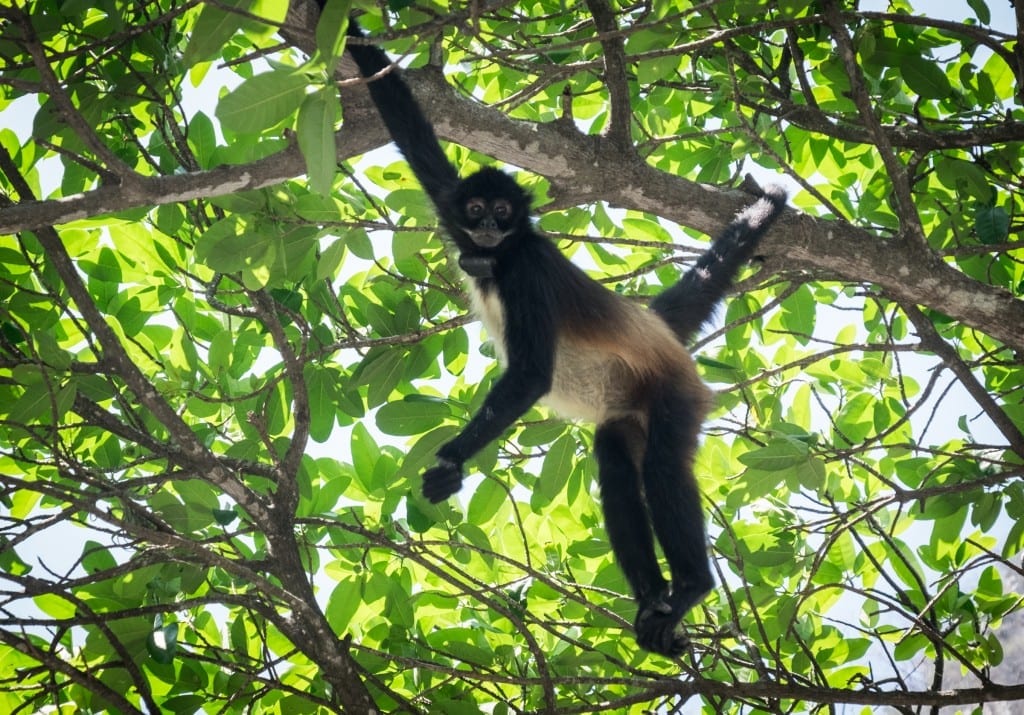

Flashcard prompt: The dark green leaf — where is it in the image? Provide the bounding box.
[81,541,117,574]
[900,56,952,100]
[967,0,991,24]
[147,617,178,665]
[975,204,1009,244]
[213,508,238,526]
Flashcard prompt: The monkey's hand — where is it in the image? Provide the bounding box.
[422,457,464,503]
[635,581,708,657]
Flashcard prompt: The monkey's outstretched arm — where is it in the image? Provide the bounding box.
[424,264,559,502]
[423,367,550,502]
[344,21,460,216]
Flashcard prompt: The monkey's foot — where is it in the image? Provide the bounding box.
[635,595,690,657]
[634,582,710,657]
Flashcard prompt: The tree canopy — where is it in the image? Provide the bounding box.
[1,0,1023,712]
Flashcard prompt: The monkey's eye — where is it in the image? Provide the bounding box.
[466,199,486,218]
[492,199,512,219]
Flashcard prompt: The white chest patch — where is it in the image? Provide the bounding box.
[464,279,508,364]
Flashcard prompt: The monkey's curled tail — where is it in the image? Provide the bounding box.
[649,185,787,345]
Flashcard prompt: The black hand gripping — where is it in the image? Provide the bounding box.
[422,457,464,503]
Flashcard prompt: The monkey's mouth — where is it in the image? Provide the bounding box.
[467,227,510,248]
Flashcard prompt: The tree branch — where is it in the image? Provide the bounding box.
[583,0,633,150]
[0,146,273,524]
[903,303,1024,458]
[821,0,930,252]
[3,60,1022,356]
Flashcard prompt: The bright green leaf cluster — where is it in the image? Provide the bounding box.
[0,0,1021,713]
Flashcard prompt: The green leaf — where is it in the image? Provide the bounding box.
[350,422,381,492]
[164,695,207,714]
[738,437,809,471]
[346,226,374,259]
[376,397,451,436]
[195,216,254,273]
[467,476,506,523]
[863,37,907,68]
[934,157,993,202]
[326,577,362,632]
[636,55,679,85]
[81,541,117,575]
[975,204,1009,244]
[621,216,672,243]
[840,392,879,441]
[518,420,566,447]
[187,111,218,169]
[315,0,351,66]
[900,56,952,100]
[536,433,576,505]
[208,328,234,376]
[778,283,816,340]
[147,616,179,665]
[34,593,76,620]
[215,69,309,135]
[967,0,991,24]
[213,508,238,525]
[183,0,253,67]
[399,426,458,482]
[316,238,347,281]
[0,544,31,577]
[297,86,339,196]
[359,348,406,407]
[9,382,51,423]
[305,365,341,443]
[732,467,787,503]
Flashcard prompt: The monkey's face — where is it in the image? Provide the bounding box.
[453,167,530,249]
[461,196,517,248]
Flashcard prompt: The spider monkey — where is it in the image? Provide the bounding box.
[340,15,786,656]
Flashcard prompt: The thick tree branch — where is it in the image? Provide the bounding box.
[2,60,1021,356]
[0,125,386,235]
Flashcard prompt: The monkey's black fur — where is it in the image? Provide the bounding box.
[342,16,786,656]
